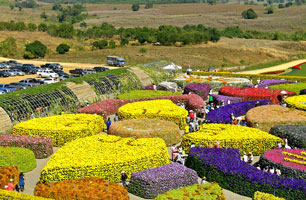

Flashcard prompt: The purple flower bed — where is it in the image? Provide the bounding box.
[128,162,198,198]
[258,149,306,181]
[244,80,295,88]
[206,100,270,123]
[143,85,155,90]
[183,83,211,100]
[185,147,306,200]
[0,134,53,159]
[210,94,242,105]
[299,89,306,95]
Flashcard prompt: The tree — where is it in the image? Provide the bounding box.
[24,40,47,59]
[40,12,48,20]
[108,40,116,49]
[266,7,274,14]
[131,4,140,11]
[92,40,108,49]
[120,38,129,46]
[145,3,153,9]
[9,4,14,10]
[278,3,285,8]
[56,43,70,54]
[38,23,48,32]
[27,23,37,31]
[0,37,17,57]
[241,8,258,19]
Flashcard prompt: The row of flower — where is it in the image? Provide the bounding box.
[128,163,198,199]
[245,105,306,132]
[109,118,181,146]
[0,189,52,200]
[12,114,105,147]
[270,82,306,95]
[0,147,36,173]
[182,124,282,155]
[34,177,129,200]
[207,100,270,124]
[244,79,295,88]
[210,94,242,105]
[285,95,306,111]
[185,147,306,200]
[0,166,19,189]
[219,86,296,104]
[253,192,285,200]
[0,134,53,159]
[183,83,211,100]
[78,94,204,119]
[118,100,188,129]
[154,183,225,200]
[38,135,170,183]
[117,90,181,100]
[258,149,306,181]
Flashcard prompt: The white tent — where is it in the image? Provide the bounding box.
[162,63,182,71]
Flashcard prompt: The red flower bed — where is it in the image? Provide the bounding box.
[0,134,53,159]
[78,94,204,120]
[219,86,296,104]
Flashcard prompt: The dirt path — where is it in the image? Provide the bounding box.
[237,59,306,74]
[128,67,153,86]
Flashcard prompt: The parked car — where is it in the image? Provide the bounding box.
[44,77,58,84]
[0,90,5,95]
[6,60,22,68]
[0,71,10,77]
[8,82,29,90]
[12,69,25,76]
[0,84,17,93]
[37,69,59,78]
[69,68,88,76]
[19,78,44,87]
[59,74,76,81]
[2,69,16,76]
[83,69,96,74]
[21,66,37,74]
[0,62,10,69]
[93,66,109,72]
[106,56,125,67]
[41,63,63,70]
[0,63,5,69]
[53,69,68,76]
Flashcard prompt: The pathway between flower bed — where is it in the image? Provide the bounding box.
[23,143,254,200]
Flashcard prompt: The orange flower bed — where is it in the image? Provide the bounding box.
[34,177,129,200]
[0,166,19,189]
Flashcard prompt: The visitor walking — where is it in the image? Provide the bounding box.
[19,173,25,192]
[200,176,207,184]
[106,117,112,131]
[7,179,14,191]
[121,171,128,187]
[242,152,248,162]
[114,113,119,122]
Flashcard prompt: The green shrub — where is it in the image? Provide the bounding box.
[241,8,258,19]
[278,4,285,8]
[155,183,225,200]
[117,90,181,100]
[24,40,47,59]
[92,40,108,49]
[56,43,70,54]
[132,4,140,11]
[120,38,129,46]
[0,147,36,172]
[266,7,274,14]
[270,82,305,94]
[108,40,116,49]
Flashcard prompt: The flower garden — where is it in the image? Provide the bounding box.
[2,67,306,200]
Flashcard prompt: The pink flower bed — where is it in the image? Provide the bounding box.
[78,94,204,120]
[0,134,53,159]
[264,149,306,171]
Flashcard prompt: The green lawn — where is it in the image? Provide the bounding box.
[281,63,306,77]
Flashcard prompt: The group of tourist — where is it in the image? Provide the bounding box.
[241,152,254,164]
[4,173,25,193]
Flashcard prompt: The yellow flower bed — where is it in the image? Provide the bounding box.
[38,134,170,184]
[182,124,282,155]
[253,192,285,200]
[0,189,52,200]
[118,100,188,129]
[284,157,306,166]
[285,95,306,110]
[12,114,105,147]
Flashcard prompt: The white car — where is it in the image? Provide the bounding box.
[37,69,59,78]
[0,90,5,95]
[43,78,58,84]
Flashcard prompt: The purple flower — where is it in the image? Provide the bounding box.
[183,83,211,100]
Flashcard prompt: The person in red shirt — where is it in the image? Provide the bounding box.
[189,110,195,122]
[7,179,14,191]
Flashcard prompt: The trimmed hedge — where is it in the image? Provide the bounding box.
[183,83,211,100]
[0,134,53,159]
[0,189,52,200]
[155,183,225,200]
[0,147,36,173]
[35,177,129,200]
[270,125,306,149]
[0,166,19,189]
[128,163,198,199]
[253,192,285,200]
[258,149,306,181]
[117,90,181,99]
[109,118,181,146]
[185,147,306,200]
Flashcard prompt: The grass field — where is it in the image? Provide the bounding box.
[281,63,306,76]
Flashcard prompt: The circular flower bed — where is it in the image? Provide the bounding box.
[12,114,105,146]
[34,177,129,200]
[0,147,36,172]
[182,124,282,155]
[109,119,181,146]
[38,134,169,183]
[246,105,306,132]
[258,149,306,181]
[118,100,188,129]
[285,95,306,110]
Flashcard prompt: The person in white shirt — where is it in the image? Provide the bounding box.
[276,169,281,176]
[242,152,248,162]
[177,152,185,165]
[270,168,275,174]
[190,144,195,149]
